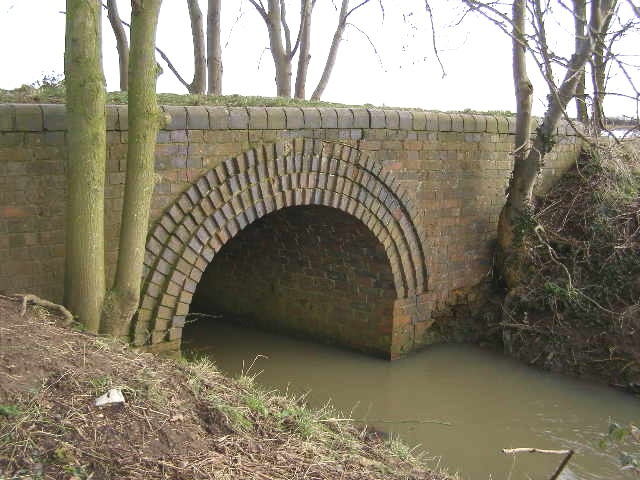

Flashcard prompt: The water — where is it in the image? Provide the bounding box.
[183,320,639,480]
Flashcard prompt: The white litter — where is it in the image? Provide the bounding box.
[94,388,125,406]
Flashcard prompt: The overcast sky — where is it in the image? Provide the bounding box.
[1,0,637,117]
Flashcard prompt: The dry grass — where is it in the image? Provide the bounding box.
[500,140,640,387]
[0,296,450,480]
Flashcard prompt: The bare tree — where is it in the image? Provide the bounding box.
[186,0,207,94]
[65,0,163,336]
[64,0,107,332]
[208,0,223,94]
[248,0,377,99]
[462,0,618,286]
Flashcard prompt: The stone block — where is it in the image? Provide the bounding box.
[0,104,15,131]
[0,132,22,146]
[437,112,452,131]
[351,108,368,128]
[425,112,438,131]
[15,105,42,131]
[43,104,66,131]
[398,110,412,130]
[384,110,400,129]
[117,105,128,130]
[369,109,385,129]
[106,105,118,130]
[336,108,354,128]
[229,107,249,129]
[318,108,338,128]
[284,107,304,129]
[186,106,209,129]
[450,113,464,132]
[302,108,321,129]
[267,107,287,129]
[247,106,268,129]
[205,106,228,129]
[412,111,427,131]
[162,105,187,130]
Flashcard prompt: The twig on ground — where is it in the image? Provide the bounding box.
[502,447,574,480]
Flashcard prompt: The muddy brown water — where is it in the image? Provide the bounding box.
[183,319,639,480]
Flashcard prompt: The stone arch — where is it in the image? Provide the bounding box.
[134,138,428,347]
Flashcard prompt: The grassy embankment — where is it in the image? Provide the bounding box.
[498,140,640,389]
[0,297,451,479]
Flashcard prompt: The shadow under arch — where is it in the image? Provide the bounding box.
[135,138,430,358]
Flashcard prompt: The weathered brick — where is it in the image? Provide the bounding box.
[247,106,268,129]
[162,105,187,130]
[229,107,249,129]
[186,106,209,129]
[267,107,287,129]
[284,107,304,129]
[0,104,15,131]
[43,104,66,131]
[15,105,42,131]
[116,105,128,130]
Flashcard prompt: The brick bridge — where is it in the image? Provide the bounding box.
[0,104,581,358]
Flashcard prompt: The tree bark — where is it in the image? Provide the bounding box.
[102,0,163,338]
[573,0,589,124]
[591,0,617,133]
[311,0,372,101]
[207,0,223,95]
[187,0,206,94]
[311,0,349,101]
[249,0,292,97]
[497,0,598,288]
[294,0,313,99]
[106,0,129,90]
[64,0,107,333]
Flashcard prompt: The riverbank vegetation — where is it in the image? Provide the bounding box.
[497,140,640,389]
[0,297,451,480]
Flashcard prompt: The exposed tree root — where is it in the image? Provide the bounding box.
[11,293,75,326]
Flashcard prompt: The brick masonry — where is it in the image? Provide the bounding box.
[0,104,582,357]
[190,205,397,357]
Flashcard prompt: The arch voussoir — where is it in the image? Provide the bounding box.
[137,138,428,346]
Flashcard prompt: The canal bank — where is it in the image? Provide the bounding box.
[182,316,640,480]
[0,296,451,480]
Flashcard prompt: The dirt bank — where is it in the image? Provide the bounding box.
[0,296,450,479]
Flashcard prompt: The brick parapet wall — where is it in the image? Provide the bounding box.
[0,104,582,354]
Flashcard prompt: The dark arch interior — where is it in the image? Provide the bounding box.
[184,205,397,356]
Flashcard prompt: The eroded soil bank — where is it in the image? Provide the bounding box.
[0,297,449,480]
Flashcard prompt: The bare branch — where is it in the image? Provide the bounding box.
[424,0,446,78]
[346,0,371,19]
[248,0,269,22]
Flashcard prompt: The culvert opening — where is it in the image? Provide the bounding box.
[183,205,397,357]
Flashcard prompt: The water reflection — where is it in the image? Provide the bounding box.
[183,319,639,480]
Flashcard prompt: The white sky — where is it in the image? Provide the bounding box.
[0,0,637,117]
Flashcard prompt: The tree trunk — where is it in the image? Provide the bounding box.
[187,0,206,94]
[102,0,163,338]
[573,0,589,124]
[270,0,292,97]
[497,0,597,288]
[207,0,223,95]
[249,0,293,97]
[64,0,107,333]
[311,0,348,101]
[106,0,129,90]
[591,0,617,133]
[294,0,313,99]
